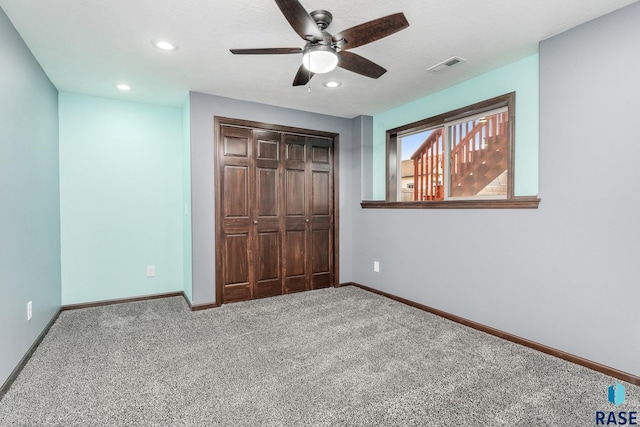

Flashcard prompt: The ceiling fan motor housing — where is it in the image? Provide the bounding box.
[310,10,333,30]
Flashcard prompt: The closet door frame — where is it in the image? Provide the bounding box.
[214,116,340,305]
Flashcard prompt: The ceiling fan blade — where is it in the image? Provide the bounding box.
[337,51,386,79]
[230,48,302,55]
[275,0,323,42]
[332,13,409,50]
[293,64,314,86]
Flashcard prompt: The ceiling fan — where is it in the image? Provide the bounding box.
[230,0,409,86]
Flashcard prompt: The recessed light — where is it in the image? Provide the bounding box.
[116,84,131,91]
[323,81,342,88]
[153,40,177,51]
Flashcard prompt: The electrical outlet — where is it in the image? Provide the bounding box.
[146,265,155,277]
[27,301,32,321]
[374,261,380,273]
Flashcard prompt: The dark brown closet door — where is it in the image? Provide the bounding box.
[283,134,308,293]
[282,134,333,292]
[308,137,333,290]
[218,125,253,303]
[253,130,283,299]
[217,119,335,305]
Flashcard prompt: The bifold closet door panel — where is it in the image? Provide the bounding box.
[308,137,333,290]
[219,126,253,302]
[253,130,283,299]
[283,133,308,293]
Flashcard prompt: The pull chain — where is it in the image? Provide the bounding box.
[307,54,311,94]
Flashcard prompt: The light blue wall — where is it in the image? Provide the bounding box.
[371,54,539,199]
[0,7,61,387]
[59,93,184,305]
[182,96,193,303]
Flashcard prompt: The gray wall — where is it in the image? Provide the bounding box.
[189,92,355,305]
[351,2,640,377]
[0,7,61,387]
[352,116,373,201]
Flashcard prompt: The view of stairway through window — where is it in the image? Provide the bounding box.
[399,107,508,201]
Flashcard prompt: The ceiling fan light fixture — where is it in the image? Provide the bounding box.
[302,45,338,74]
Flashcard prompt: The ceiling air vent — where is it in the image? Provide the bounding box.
[427,56,466,73]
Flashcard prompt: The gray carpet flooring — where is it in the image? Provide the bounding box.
[0,286,637,426]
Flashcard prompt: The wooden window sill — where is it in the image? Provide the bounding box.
[360,197,540,209]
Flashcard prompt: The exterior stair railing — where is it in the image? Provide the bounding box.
[410,112,508,200]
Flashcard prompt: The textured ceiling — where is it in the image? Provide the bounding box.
[1,0,636,118]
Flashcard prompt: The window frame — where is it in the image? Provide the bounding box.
[364,92,539,209]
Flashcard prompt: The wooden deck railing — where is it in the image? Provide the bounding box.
[409,112,508,200]
[451,112,508,179]
[410,128,444,200]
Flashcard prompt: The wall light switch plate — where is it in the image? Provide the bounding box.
[147,265,155,277]
[27,301,32,321]
[374,261,380,273]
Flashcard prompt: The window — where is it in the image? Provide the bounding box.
[368,92,538,209]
